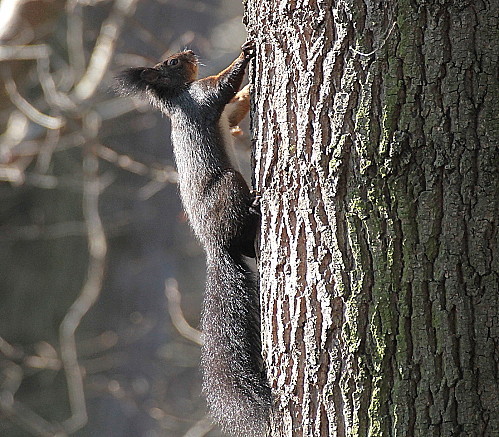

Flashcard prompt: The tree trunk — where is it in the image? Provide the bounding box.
[244,1,498,436]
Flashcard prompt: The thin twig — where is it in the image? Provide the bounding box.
[59,152,107,433]
[350,22,397,57]
[0,361,65,437]
[65,0,85,86]
[0,165,23,183]
[0,336,24,360]
[182,415,214,437]
[36,56,77,111]
[36,125,61,174]
[0,44,51,60]
[0,221,86,241]
[73,0,139,101]
[138,180,167,200]
[94,143,178,183]
[94,96,147,121]
[0,0,24,40]
[1,399,67,437]
[3,73,65,129]
[165,279,203,346]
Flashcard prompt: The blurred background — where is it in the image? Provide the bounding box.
[0,0,251,436]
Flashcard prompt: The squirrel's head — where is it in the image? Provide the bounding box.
[115,50,199,98]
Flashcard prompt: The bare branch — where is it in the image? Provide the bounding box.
[0,359,65,436]
[24,342,61,371]
[36,56,77,112]
[94,96,147,121]
[0,0,25,40]
[0,0,219,434]
[65,0,85,85]
[73,0,139,101]
[8,133,85,159]
[94,143,178,184]
[1,399,67,437]
[36,126,61,174]
[0,165,23,183]
[0,44,51,60]
[138,180,167,200]
[59,152,107,433]
[182,415,214,437]
[165,278,203,346]
[0,221,86,241]
[0,362,22,397]
[0,336,24,361]
[3,73,65,129]
[0,110,29,160]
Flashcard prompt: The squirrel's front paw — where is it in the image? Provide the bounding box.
[242,40,256,59]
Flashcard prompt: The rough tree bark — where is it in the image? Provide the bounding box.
[244,0,497,436]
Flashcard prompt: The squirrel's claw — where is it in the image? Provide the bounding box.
[241,40,256,59]
[249,190,262,215]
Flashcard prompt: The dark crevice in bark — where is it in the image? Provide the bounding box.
[406,282,417,436]
[332,360,346,437]
[333,134,353,296]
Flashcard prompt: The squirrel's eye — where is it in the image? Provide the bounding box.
[168,59,179,66]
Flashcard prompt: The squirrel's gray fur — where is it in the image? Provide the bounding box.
[115,41,271,436]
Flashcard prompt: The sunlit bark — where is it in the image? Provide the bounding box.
[245,1,498,435]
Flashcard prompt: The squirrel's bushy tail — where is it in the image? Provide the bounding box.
[201,248,271,437]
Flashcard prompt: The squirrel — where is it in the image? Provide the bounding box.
[115,40,271,437]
